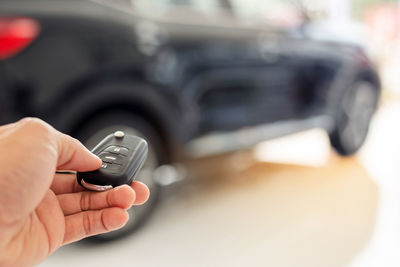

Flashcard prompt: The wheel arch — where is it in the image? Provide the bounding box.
[357,67,381,91]
[49,79,186,162]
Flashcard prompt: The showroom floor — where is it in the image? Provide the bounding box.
[40,99,400,267]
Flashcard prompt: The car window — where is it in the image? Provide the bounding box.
[132,0,227,16]
[229,0,309,27]
[92,0,238,27]
[126,0,241,28]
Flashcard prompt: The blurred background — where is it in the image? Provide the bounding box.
[0,0,399,266]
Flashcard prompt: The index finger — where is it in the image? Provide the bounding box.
[51,173,85,195]
[51,173,150,205]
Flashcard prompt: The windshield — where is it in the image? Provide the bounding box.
[96,0,310,28]
[131,0,227,16]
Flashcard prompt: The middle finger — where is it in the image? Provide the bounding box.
[57,185,136,216]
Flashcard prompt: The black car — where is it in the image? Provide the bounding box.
[0,0,380,240]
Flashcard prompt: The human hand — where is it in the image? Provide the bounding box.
[0,118,150,266]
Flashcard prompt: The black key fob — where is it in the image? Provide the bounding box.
[77,131,148,191]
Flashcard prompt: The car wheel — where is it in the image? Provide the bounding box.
[73,111,165,241]
[329,80,379,156]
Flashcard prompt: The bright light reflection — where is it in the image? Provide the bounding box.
[253,128,331,167]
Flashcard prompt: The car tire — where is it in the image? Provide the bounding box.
[73,111,166,241]
[329,80,379,156]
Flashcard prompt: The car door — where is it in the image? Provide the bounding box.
[134,0,307,133]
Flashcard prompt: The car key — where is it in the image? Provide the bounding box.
[77,131,148,191]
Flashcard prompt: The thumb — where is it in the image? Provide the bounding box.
[55,131,102,171]
[0,118,101,225]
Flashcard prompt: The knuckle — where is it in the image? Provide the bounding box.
[80,192,91,211]
[100,211,110,232]
[106,191,113,207]
[82,212,91,236]
[20,117,46,128]
[11,117,57,157]
[70,137,83,148]
[19,117,53,138]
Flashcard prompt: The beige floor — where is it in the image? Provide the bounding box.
[40,101,400,267]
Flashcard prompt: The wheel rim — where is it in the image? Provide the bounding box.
[339,82,377,151]
[83,125,159,239]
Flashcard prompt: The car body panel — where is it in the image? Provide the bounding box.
[0,0,380,159]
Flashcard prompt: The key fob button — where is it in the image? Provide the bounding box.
[77,133,148,190]
[104,146,129,156]
[99,152,125,165]
[100,162,123,173]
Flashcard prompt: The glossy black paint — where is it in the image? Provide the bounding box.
[0,0,380,160]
